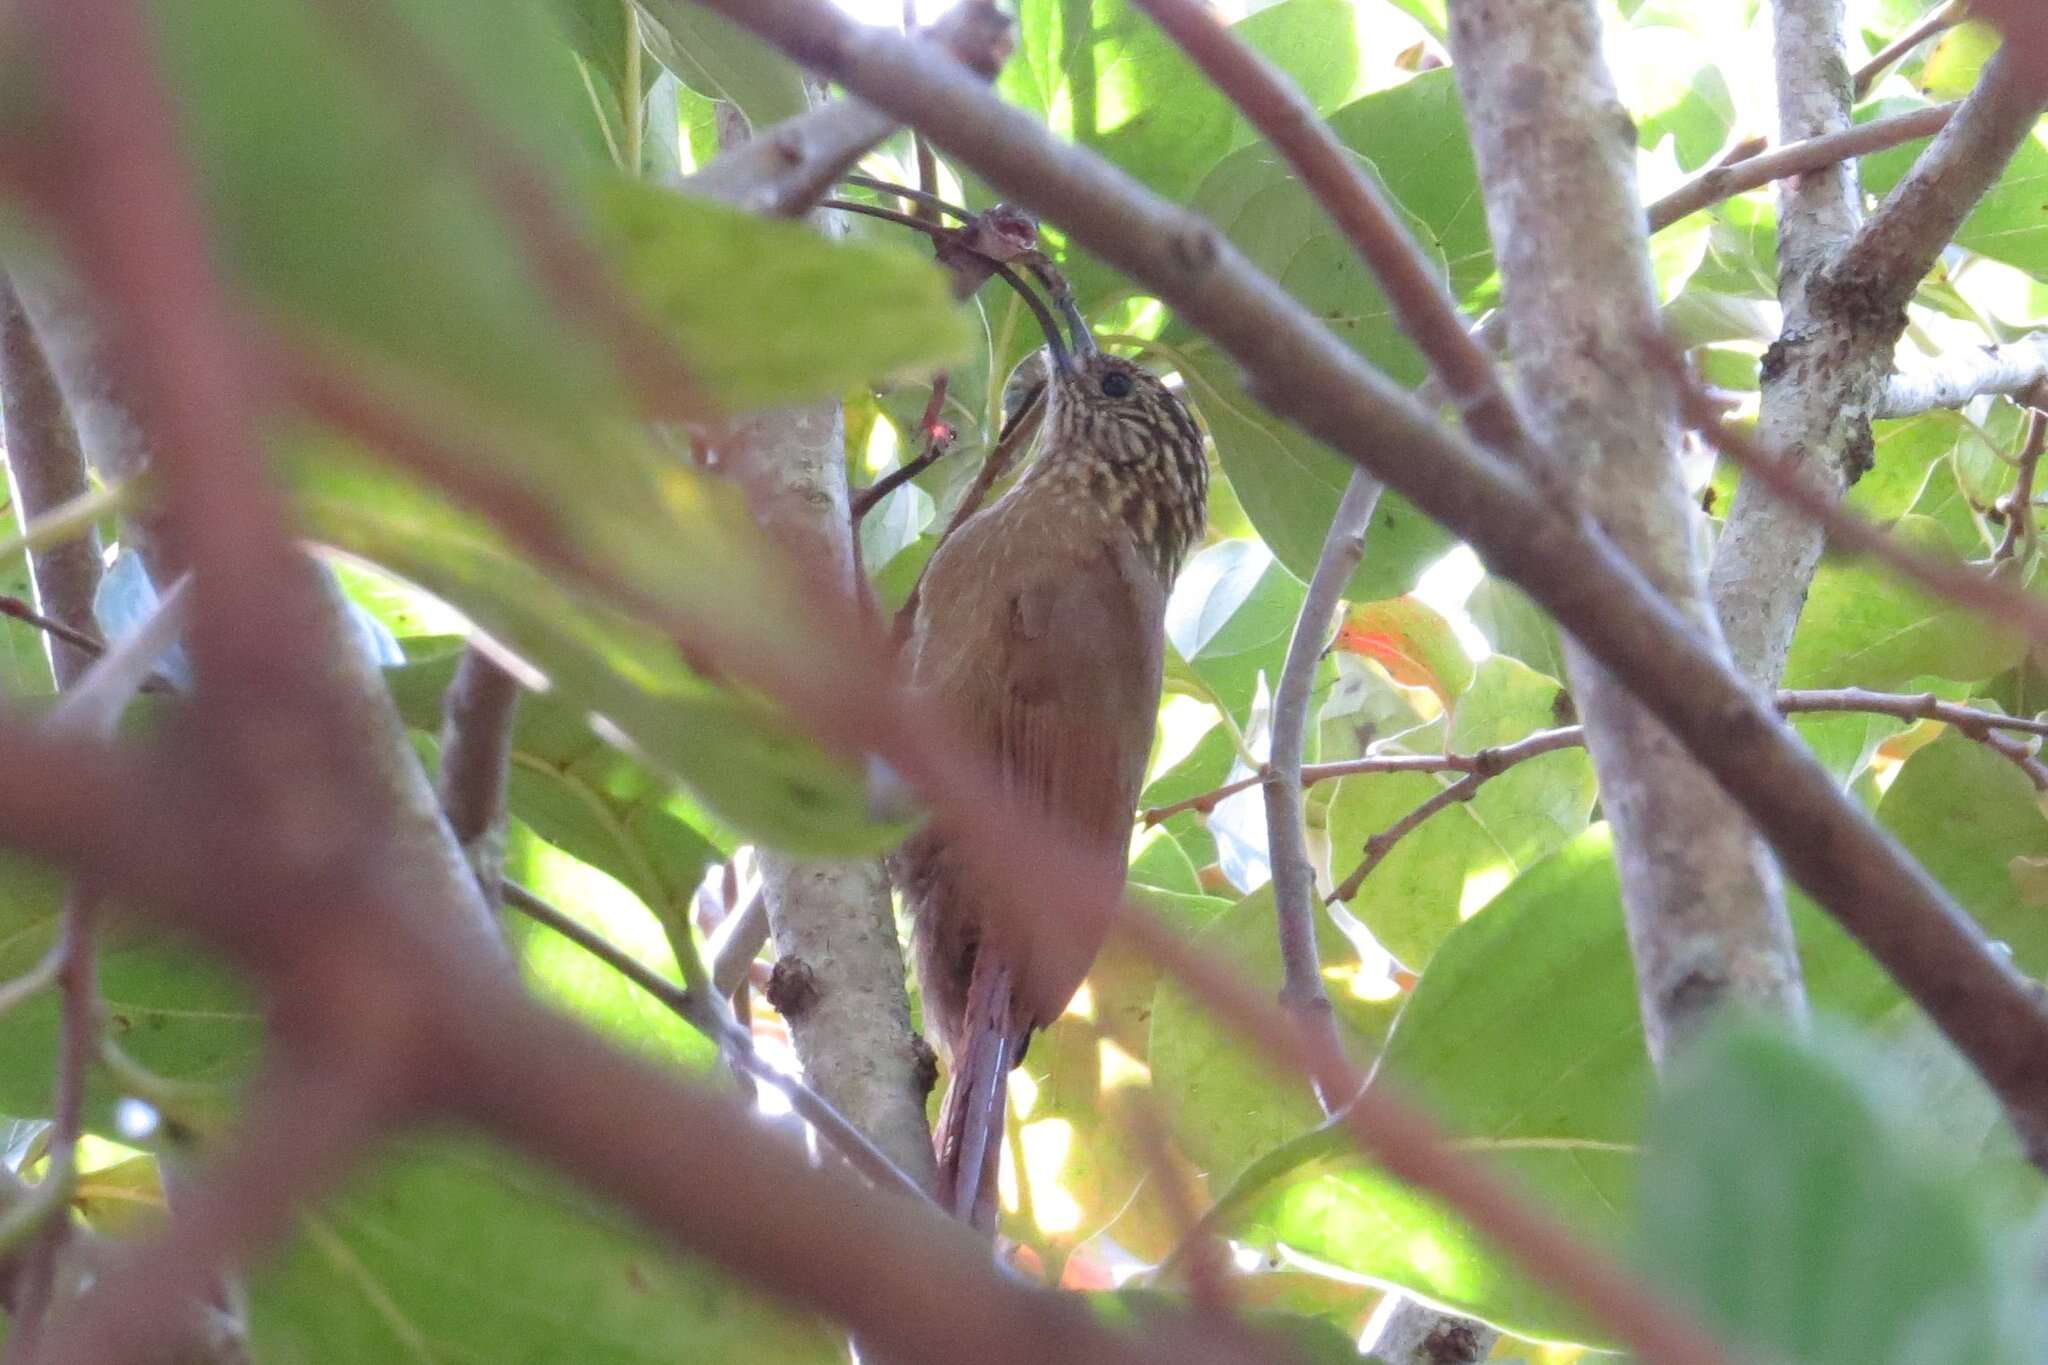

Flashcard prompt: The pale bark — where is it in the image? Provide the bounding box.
[737,395,939,1193]
[1711,43,2048,684]
[1447,0,1804,1060]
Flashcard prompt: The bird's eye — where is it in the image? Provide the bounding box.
[1099,370,1135,399]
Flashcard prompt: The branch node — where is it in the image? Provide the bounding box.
[766,955,822,1018]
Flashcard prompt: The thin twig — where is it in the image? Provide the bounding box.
[843,171,975,222]
[1994,407,2047,563]
[822,197,1070,356]
[5,891,101,1356]
[851,375,955,520]
[1645,103,1957,234]
[1324,686,2048,902]
[500,879,930,1204]
[1264,469,1380,1106]
[1329,772,1482,904]
[0,594,106,665]
[1853,0,1969,98]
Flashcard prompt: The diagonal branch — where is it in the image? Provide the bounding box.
[687,0,2048,1164]
[1126,0,1540,470]
[1645,103,1956,235]
[1829,46,2048,323]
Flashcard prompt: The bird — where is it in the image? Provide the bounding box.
[892,291,1208,1231]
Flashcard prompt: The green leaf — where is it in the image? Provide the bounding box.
[1782,514,2026,692]
[1465,578,1566,682]
[501,822,718,1070]
[602,179,975,410]
[249,1137,843,1364]
[1639,1025,2038,1365]
[1148,887,1400,1190]
[1861,95,2048,278]
[1620,29,1736,170]
[1165,540,1307,722]
[1237,831,1643,1342]
[293,452,906,857]
[1854,410,1976,522]
[1166,70,1487,596]
[1218,816,1959,1343]
[1876,728,2048,979]
[1326,656,1593,969]
[1333,595,1476,707]
[387,649,721,923]
[1179,351,1455,601]
[0,850,258,1128]
[1002,0,1361,201]
[0,493,58,699]
[634,0,807,131]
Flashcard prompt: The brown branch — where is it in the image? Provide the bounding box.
[1265,469,1379,1103]
[1645,103,1956,234]
[1994,406,2047,563]
[501,879,929,1204]
[1970,0,2048,72]
[36,1061,395,1365]
[443,980,1265,1365]
[1126,0,1541,471]
[1451,0,1802,1062]
[435,644,523,906]
[851,375,954,520]
[4,894,99,1358]
[0,279,103,689]
[1854,0,1969,98]
[1711,7,2047,689]
[1830,47,2048,323]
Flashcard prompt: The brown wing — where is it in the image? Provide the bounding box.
[898,497,1166,1044]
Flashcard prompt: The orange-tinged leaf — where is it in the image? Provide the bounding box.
[1334,596,1474,710]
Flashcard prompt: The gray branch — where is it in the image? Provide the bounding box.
[1447,0,1803,1061]
[1265,468,1379,1088]
[1712,39,2048,684]
[1881,332,2048,419]
[666,0,1008,216]
[701,104,938,1193]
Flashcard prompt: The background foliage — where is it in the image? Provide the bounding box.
[1,0,2044,1360]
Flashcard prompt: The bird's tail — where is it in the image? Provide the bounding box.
[933,951,1025,1231]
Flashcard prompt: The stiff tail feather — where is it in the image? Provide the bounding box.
[934,952,1026,1231]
